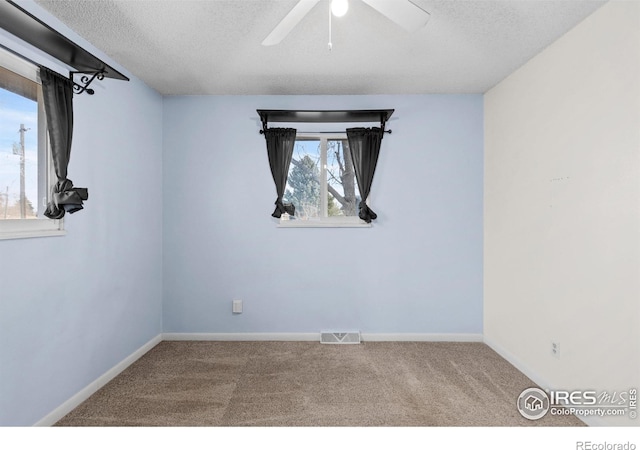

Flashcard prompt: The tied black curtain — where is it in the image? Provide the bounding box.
[40,66,88,219]
[346,127,384,223]
[264,127,296,218]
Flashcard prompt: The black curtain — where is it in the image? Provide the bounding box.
[40,66,88,219]
[346,127,384,223]
[264,127,296,218]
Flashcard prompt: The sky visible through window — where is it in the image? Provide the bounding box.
[0,87,38,219]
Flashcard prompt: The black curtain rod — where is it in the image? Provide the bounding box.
[0,43,104,95]
[0,0,128,81]
[259,129,392,135]
[257,109,395,136]
[0,0,128,95]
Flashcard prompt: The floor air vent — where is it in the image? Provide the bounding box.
[320,331,361,344]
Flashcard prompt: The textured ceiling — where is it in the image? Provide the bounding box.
[35,0,607,95]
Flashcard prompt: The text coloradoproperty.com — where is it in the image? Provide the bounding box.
[552,407,628,417]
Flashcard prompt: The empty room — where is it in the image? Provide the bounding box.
[0,0,638,445]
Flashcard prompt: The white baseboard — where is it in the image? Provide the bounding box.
[483,335,596,427]
[33,334,162,427]
[362,333,483,342]
[483,335,553,389]
[162,332,483,342]
[162,332,320,341]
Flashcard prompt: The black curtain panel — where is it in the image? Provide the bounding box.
[264,127,297,218]
[346,127,384,223]
[40,66,88,219]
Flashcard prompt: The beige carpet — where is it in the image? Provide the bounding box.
[55,341,584,426]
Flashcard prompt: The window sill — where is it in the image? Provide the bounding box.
[0,219,65,240]
[0,229,66,240]
[278,219,371,228]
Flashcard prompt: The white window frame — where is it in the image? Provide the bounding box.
[0,48,64,240]
[278,132,371,228]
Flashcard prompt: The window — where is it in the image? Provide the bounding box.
[0,48,63,239]
[281,133,369,227]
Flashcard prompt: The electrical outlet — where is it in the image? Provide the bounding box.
[551,341,560,359]
[232,299,243,314]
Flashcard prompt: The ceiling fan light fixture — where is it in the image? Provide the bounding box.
[331,0,349,17]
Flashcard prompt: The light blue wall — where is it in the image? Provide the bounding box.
[163,95,483,334]
[0,2,482,426]
[0,2,163,426]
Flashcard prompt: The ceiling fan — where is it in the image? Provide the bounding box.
[262,0,431,46]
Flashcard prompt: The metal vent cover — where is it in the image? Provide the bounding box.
[320,331,361,344]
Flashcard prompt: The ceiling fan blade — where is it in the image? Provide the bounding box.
[361,0,430,33]
[262,0,321,46]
